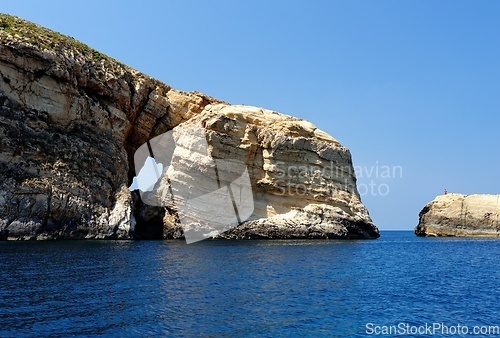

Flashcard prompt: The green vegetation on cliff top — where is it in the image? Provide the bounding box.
[0,13,128,68]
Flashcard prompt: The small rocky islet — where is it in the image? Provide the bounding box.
[415,193,500,237]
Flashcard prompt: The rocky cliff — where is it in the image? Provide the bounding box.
[0,14,379,240]
[415,194,500,237]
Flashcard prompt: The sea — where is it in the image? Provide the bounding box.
[1,231,500,337]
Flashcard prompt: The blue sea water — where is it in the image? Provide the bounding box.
[1,231,500,337]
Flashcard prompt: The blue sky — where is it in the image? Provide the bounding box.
[1,1,499,230]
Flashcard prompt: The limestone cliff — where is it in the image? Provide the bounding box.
[0,14,379,240]
[415,194,500,237]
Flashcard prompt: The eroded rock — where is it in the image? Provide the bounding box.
[415,194,500,237]
[0,14,378,240]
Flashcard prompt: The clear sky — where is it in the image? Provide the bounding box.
[1,1,499,230]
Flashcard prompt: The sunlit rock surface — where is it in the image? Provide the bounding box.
[0,14,378,240]
[415,194,500,237]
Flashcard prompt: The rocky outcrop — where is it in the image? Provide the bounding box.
[415,194,500,237]
[0,14,378,240]
[0,14,219,240]
[143,104,378,240]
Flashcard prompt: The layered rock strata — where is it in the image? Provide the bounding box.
[0,14,379,240]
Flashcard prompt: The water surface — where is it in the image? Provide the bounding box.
[1,231,499,337]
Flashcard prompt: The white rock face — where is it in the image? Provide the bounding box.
[415,194,500,237]
[145,104,379,239]
[0,14,378,240]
